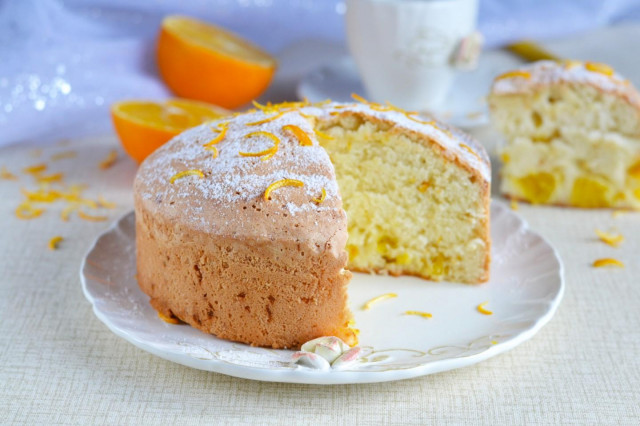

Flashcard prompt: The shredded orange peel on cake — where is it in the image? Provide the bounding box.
[282,124,313,146]
[239,131,280,161]
[264,178,304,201]
[169,169,204,184]
[313,188,327,204]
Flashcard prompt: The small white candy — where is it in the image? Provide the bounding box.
[331,347,363,370]
[290,351,331,370]
[301,336,350,355]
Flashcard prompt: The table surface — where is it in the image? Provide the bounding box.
[3,29,640,423]
[2,126,639,425]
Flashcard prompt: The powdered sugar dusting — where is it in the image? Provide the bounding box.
[136,101,490,225]
[491,60,640,107]
[138,108,340,217]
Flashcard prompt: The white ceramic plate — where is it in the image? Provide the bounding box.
[296,55,507,129]
[81,201,564,384]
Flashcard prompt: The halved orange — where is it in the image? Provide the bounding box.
[157,15,277,109]
[111,98,229,163]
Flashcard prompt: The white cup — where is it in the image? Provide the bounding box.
[346,0,479,111]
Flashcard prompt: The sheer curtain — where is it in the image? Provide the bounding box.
[1,0,639,146]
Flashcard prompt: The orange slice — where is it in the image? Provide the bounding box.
[111,99,229,163]
[157,15,277,109]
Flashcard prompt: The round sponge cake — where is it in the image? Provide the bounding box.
[134,100,491,349]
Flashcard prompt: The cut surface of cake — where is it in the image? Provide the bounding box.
[133,100,491,349]
[489,60,640,209]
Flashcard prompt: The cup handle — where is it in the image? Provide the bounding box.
[450,31,484,71]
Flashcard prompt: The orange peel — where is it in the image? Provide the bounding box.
[169,169,204,184]
[23,164,47,174]
[593,258,624,268]
[585,62,614,76]
[362,293,397,311]
[16,203,44,219]
[404,310,432,319]
[51,151,77,161]
[495,70,531,81]
[264,178,304,201]
[158,311,182,324]
[477,302,493,315]
[99,150,118,170]
[246,111,285,126]
[282,124,313,146]
[48,236,63,250]
[239,131,280,161]
[1,166,18,180]
[313,188,327,204]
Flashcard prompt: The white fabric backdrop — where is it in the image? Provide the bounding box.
[2,0,640,147]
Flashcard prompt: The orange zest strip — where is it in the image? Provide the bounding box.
[23,163,47,174]
[298,111,315,120]
[169,169,205,184]
[158,311,182,324]
[595,229,624,248]
[563,59,582,70]
[99,150,118,170]
[362,293,397,311]
[15,203,44,220]
[593,258,624,268]
[245,111,285,126]
[97,195,116,209]
[351,93,368,104]
[495,70,531,81]
[36,173,64,184]
[282,124,313,146]
[404,112,435,126]
[313,187,327,204]
[264,178,304,201]
[1,166,18,180]
[369,103,393,112]
[78,210,108,222]
[51,150,77,161]
[510,199,519,211]
[203,122,229,147]
[21,188,62,203]
[477,302,493,315]
[460,143,482,161]
[48,236,63,250]
[239,131,280,161]
[314,129,334,140]
[585,62,614,76]
[60,204,78,221]
[404,310,432,319]
[208,146,219,159]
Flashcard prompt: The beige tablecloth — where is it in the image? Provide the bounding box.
[1,129,639,425]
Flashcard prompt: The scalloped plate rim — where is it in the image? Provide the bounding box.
[80,200,564,384]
